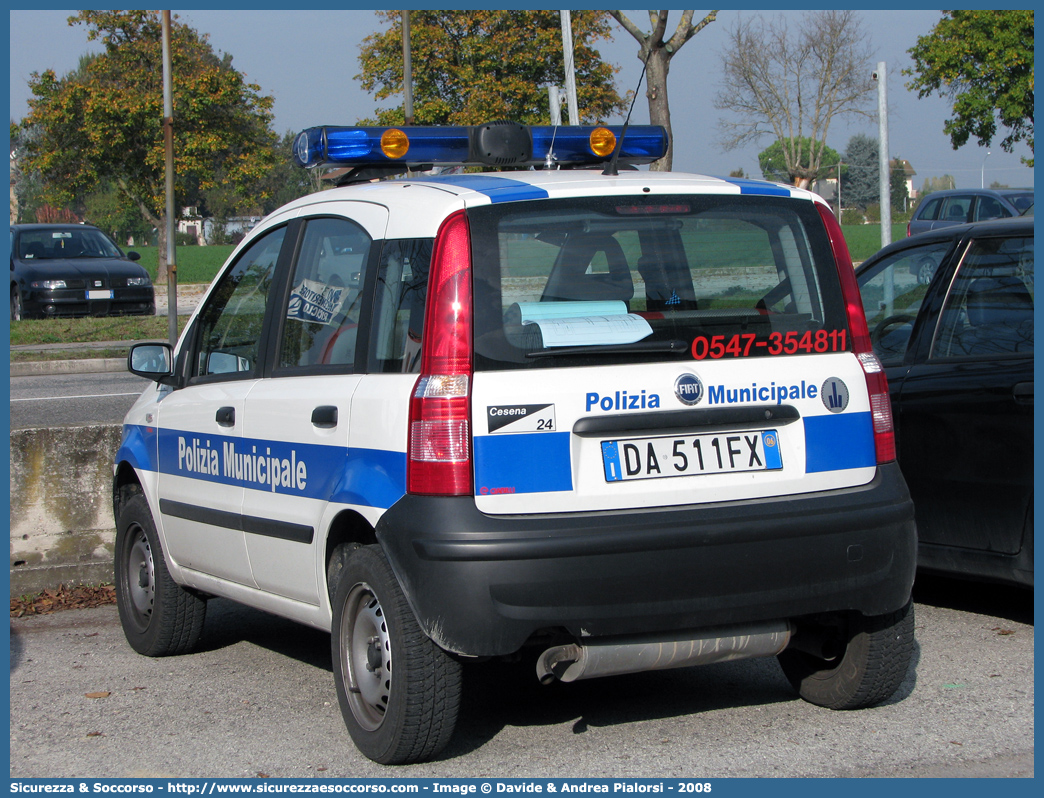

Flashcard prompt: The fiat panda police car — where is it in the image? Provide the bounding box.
[114,122,916,765]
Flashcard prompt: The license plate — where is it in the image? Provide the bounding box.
[601,429,782,482]
[86,289,114,300]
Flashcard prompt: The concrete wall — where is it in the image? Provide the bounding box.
[9,425,121,596]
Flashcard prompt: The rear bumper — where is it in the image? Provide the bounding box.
[377,462,917,656]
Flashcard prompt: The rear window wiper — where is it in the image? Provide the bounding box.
[525,339,689,358]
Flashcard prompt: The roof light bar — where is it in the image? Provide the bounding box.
[292,122,667,170]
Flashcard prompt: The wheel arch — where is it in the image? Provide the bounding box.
[323,508,379,601]
[113,461,145,525]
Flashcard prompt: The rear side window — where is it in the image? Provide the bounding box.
[916,197,941,221]
[368,239,433,373]
[468,196,849,370]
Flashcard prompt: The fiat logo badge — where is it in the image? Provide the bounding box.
[675,373,703,406]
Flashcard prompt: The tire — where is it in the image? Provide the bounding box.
[916,260,935,285]
[331,545,462,764]
[114,494,206,656]
[777,602,914,710]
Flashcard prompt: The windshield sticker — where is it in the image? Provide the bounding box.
[287,279,346,325]
[691,330,848,359]
[487,404,556,434]
[513,301,653,348]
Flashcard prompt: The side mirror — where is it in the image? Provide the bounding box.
[126,251,141,262]
[128,342,174,383]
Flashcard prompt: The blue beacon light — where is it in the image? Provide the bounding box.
[292,123,667,169]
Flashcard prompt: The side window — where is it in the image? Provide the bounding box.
[917,197,941,221]
[369,239,432,373]
[859,242,950,365]
[277,217,372,371]
[940,196,972,223]
[193,227,285,378]
[931,236,1034,358]
[974,196,1008,221]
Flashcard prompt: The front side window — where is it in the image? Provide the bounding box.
[974,196,1009,222]
[468,196,848,370]
[193,227,285,377]
[931,236,1034,358]
[859,241,950,365]
[277,217,373,371]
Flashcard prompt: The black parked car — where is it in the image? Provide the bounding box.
[10,223,155,320]
[856,216,1033,586]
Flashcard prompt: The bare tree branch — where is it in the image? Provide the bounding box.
[608,10,719,170]
[715,10,875,187]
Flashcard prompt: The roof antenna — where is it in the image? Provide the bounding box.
[603,60,648,176]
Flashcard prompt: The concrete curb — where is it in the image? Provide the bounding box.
[11,358,127,377]
[9,424,122,597]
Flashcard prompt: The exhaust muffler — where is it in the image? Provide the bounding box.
[536,621,791,684]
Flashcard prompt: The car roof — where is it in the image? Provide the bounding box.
[260,169,824,239]
[857,214,1034,273]
[11,222,101,232]
[918,187,1033,199]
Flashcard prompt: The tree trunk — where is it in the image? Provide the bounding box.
[645,47,673,172]
[155,222,168,286]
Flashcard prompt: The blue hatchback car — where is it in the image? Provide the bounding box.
[907,188,1033,240]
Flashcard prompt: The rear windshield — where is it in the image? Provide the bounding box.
[467,195,850,370]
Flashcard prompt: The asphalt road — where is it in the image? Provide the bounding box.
[9,370,149,429]
[8,576,1033,779]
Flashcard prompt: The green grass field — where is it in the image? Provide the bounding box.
[131,245,235,284]
[842,224,908,262]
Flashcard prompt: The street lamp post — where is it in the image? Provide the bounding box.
[981,150,991,188]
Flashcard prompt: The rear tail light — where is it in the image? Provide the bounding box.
[817,203,896,464]
[407,210,475,495]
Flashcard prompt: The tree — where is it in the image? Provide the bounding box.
[842,134,880,210]
[840,135,910,215]
[357,11,625,128]
[890,158,910,213]
[905,10,1034,166]
[609,11,719,171]
[20,11,276,282]
[715,10,875,188]
[759,138,840,185]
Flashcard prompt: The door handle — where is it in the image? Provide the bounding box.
[311,405,338,429]
[216,406,236,427]
[1013,382,1033,404]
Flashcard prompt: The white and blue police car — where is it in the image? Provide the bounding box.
[114,121,916,765]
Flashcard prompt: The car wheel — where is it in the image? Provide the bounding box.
[777,602,914,710]
[916,259,936,285]
[331,544,462,764]
[114,493,207,656]
[11,287,23,321]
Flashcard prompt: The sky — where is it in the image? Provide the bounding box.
[7,8,1036,193]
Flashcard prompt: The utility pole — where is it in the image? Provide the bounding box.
[161,10,178,344]
[548,86,566,126]
[402,11,414,125]
[560,11,579,125]
[875,61,891,249]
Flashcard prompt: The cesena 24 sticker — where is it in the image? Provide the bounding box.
[487,404,556,433]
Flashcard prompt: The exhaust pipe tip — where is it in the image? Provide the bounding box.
[535,644,583,684]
